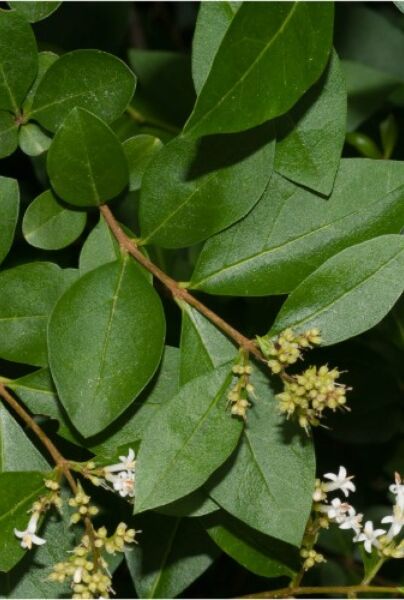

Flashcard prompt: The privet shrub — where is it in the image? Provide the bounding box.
[0,2,403,599]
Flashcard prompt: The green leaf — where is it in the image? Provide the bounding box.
[19,122,51,156]
[79,216,122,276]
[48,257,166,437]
[192,1,241,95]
[47,107,128,208]
[0,403,48,472]
[22,189,86,250]
[190,160,404,296]
[8,1,61,23]
[203,511,298,579]
[345,132,382,160]
[128,50,195,130]
[22,51,58,114]
[158,491,219,519]
[0,262,69,367]
[30,49,135,131]
[180,303,236,385]
[135,365,243,514]
[139,124,275,248]
[123,134,163,191]
[0,112,18,158]
[270,235,404,346]
[184,2,334,138]
[209,370,315,546]
[0,473,46,572]
[0,176,19,266]
[274,50,347,196]
[126,513,220,599]
[0,10,37,112]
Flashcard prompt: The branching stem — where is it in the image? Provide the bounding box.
[242,585,404,598]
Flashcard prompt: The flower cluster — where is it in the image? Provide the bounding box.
[69,483,99,524]
[49,523,137,598]
[227,353,255,419]
[307,467,404,572]
[77,448,136,500]
[257,327,322,374]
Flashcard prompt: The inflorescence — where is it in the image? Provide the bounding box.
[228,350,255,419]
[257,328,350,432]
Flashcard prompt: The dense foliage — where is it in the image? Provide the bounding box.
[0,2,403,598]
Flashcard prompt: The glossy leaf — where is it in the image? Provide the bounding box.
[190,160,404,296]
[22,51,58,114]
[0,403,48,472]
[180,303,236,385]
[30,49,135,131]
[0,111,18,158]
[192,1,241,95]
[135,365,243,513]
[126,513,220,599]
[0,473,47,572]
[0,262,69,366]
[47,107,128,207]
[204,512,298,578]
[0,10,37,112]
[209,370,315,546]
[48,257,166,437]
[0,176,19,266]
[123,134,163,191]
[22,189,86,250]
[8,1,61,23]
[270,235,404,346]
[19,123,51,156]
[275,51,347,196]
[139,125,275,248]
[184,2,334,137]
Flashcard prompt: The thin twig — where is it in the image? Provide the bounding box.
[100,204,266,363]
[241,584,404,598]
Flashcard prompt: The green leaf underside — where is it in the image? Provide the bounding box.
[269,234,404,346]
[123,134,163,191]
[47,107,128,207]
[179,303,236,385]
[0,111,18,158]
[191,1,241,95]
[139,124,275,248]
[209,370,315,547]
[274,50,347,196]
[0,10,37,112]
[135,365,243,513]
[22,189,86,250]
[190,159,404,296]
[30,49,135,131]
[8,1,61,23]
[204,512,298,579]
[184,2,334,137]
[0,403,48,473]
[0,473,47,572]
[126,513,220,599]
[0,176,19,266]
[48,258,166,437]
[0,262,69,366]
[19,122,51,157]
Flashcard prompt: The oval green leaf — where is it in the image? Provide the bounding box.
[0,9,37,112]
[19,122,51,156]
[0,176,19,266]
[0,111,18,158]
[30,49,136,131]
[270,235,404,345]
[22,189,87,250]
[48,257,166,438]
[135,364,243,514]
[0,403,48,472]
[123,134,163,191]
[139,125,275,248]
[184,2,334,138]
[47,107,129,207]
[8,1,61,23]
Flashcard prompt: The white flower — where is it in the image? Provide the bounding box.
[355,520,386,554]
[327,498,351,523]
[339,506,363,535]
[73,566,83,584]
[389,472,404,510]
[323,466,356,497]
[105,470,135,498]
[104,448,136,474]
[382,505,404,540]
[14,512,46,550]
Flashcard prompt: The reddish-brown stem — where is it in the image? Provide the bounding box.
[100,205,266,363]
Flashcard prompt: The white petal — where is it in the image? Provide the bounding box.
[32,534,46,546]
[14,528,25,539]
